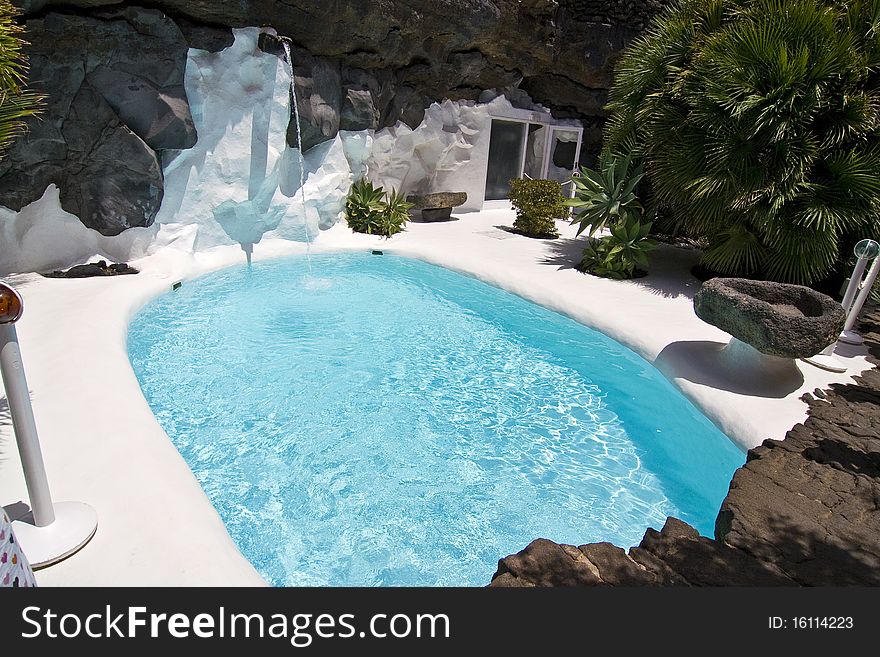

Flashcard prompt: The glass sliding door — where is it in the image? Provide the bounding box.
[484,120,527,201]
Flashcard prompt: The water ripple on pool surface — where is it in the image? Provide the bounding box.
[129,253,744,586]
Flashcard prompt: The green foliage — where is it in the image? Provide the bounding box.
[580,216,658,279]
[377,188,413,237]
[344,178,413,237]
[0,0,43,155]
[567,152,645,237]
[605,0,880,285]
[345,178,386,233]
[508,178,568,238]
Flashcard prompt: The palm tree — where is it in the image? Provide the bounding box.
[606,0,880,285]
[0,0,42,155]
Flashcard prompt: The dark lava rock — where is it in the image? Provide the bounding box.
[693,278,846,358]
[17,1,663,154]
[0,7,194,235]
[490,518,794,587]
[43,260,139,278]
[340,87,381,132]
[288,58,342,153]
[5,1,672,231]
[61,81,164,236]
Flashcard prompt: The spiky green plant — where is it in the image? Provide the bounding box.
[345,178,387,235]
[580,216,658,279]
[605,0,880,285]
[377,188,413,237]
[567,152,645,237]
[0,0,42,154]
[344,179,411,237]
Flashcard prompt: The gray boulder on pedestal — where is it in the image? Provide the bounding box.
[406,192,468,222]
[693,278,846,359]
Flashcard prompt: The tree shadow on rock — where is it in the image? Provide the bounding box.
[801,437,880,479]
[722,512,880,586]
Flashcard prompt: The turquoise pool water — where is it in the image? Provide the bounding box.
[128,253,744,586]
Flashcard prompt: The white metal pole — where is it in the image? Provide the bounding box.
[844,257,880,334]
[0,281,97,568]
[840,256,870,314]
[0,323,55,527]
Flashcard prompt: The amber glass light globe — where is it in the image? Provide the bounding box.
[0,282,24,324]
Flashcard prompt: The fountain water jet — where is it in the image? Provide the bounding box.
[280,37,314,276]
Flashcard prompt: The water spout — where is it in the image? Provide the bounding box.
[279,37,313,275]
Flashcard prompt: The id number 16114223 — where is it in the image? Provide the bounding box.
[768,617,853,630]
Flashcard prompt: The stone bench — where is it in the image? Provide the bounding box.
[405,192,467,222]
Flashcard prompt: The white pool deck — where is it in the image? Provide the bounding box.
[0,208,872,586]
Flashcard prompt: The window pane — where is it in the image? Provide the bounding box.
[484,120,525,200]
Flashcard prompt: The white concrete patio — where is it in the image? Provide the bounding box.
[0,208,871,585]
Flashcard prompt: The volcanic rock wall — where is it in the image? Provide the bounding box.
[1,0,667,242]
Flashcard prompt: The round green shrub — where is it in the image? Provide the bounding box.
[508,178,569,238]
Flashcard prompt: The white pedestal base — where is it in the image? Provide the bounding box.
[12,501,97,569]
[719,337,802,379]
[839,330,864,345]
[801,353,847,373]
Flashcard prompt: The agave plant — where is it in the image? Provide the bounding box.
[566,152,644,238]
[0,0,43,154]
[605,0,880,285]
[378,189,413,237]
[581,216,658,279]
[345,178,387,235]
[345,179,412,237]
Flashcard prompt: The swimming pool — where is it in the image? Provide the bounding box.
[128,253,744,586]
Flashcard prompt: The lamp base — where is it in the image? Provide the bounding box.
[12,501,97,569]
[838,330,864,345]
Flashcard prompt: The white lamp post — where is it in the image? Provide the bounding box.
[0,281,97,568]
[838,239,880,345]
[804,239,880,372]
